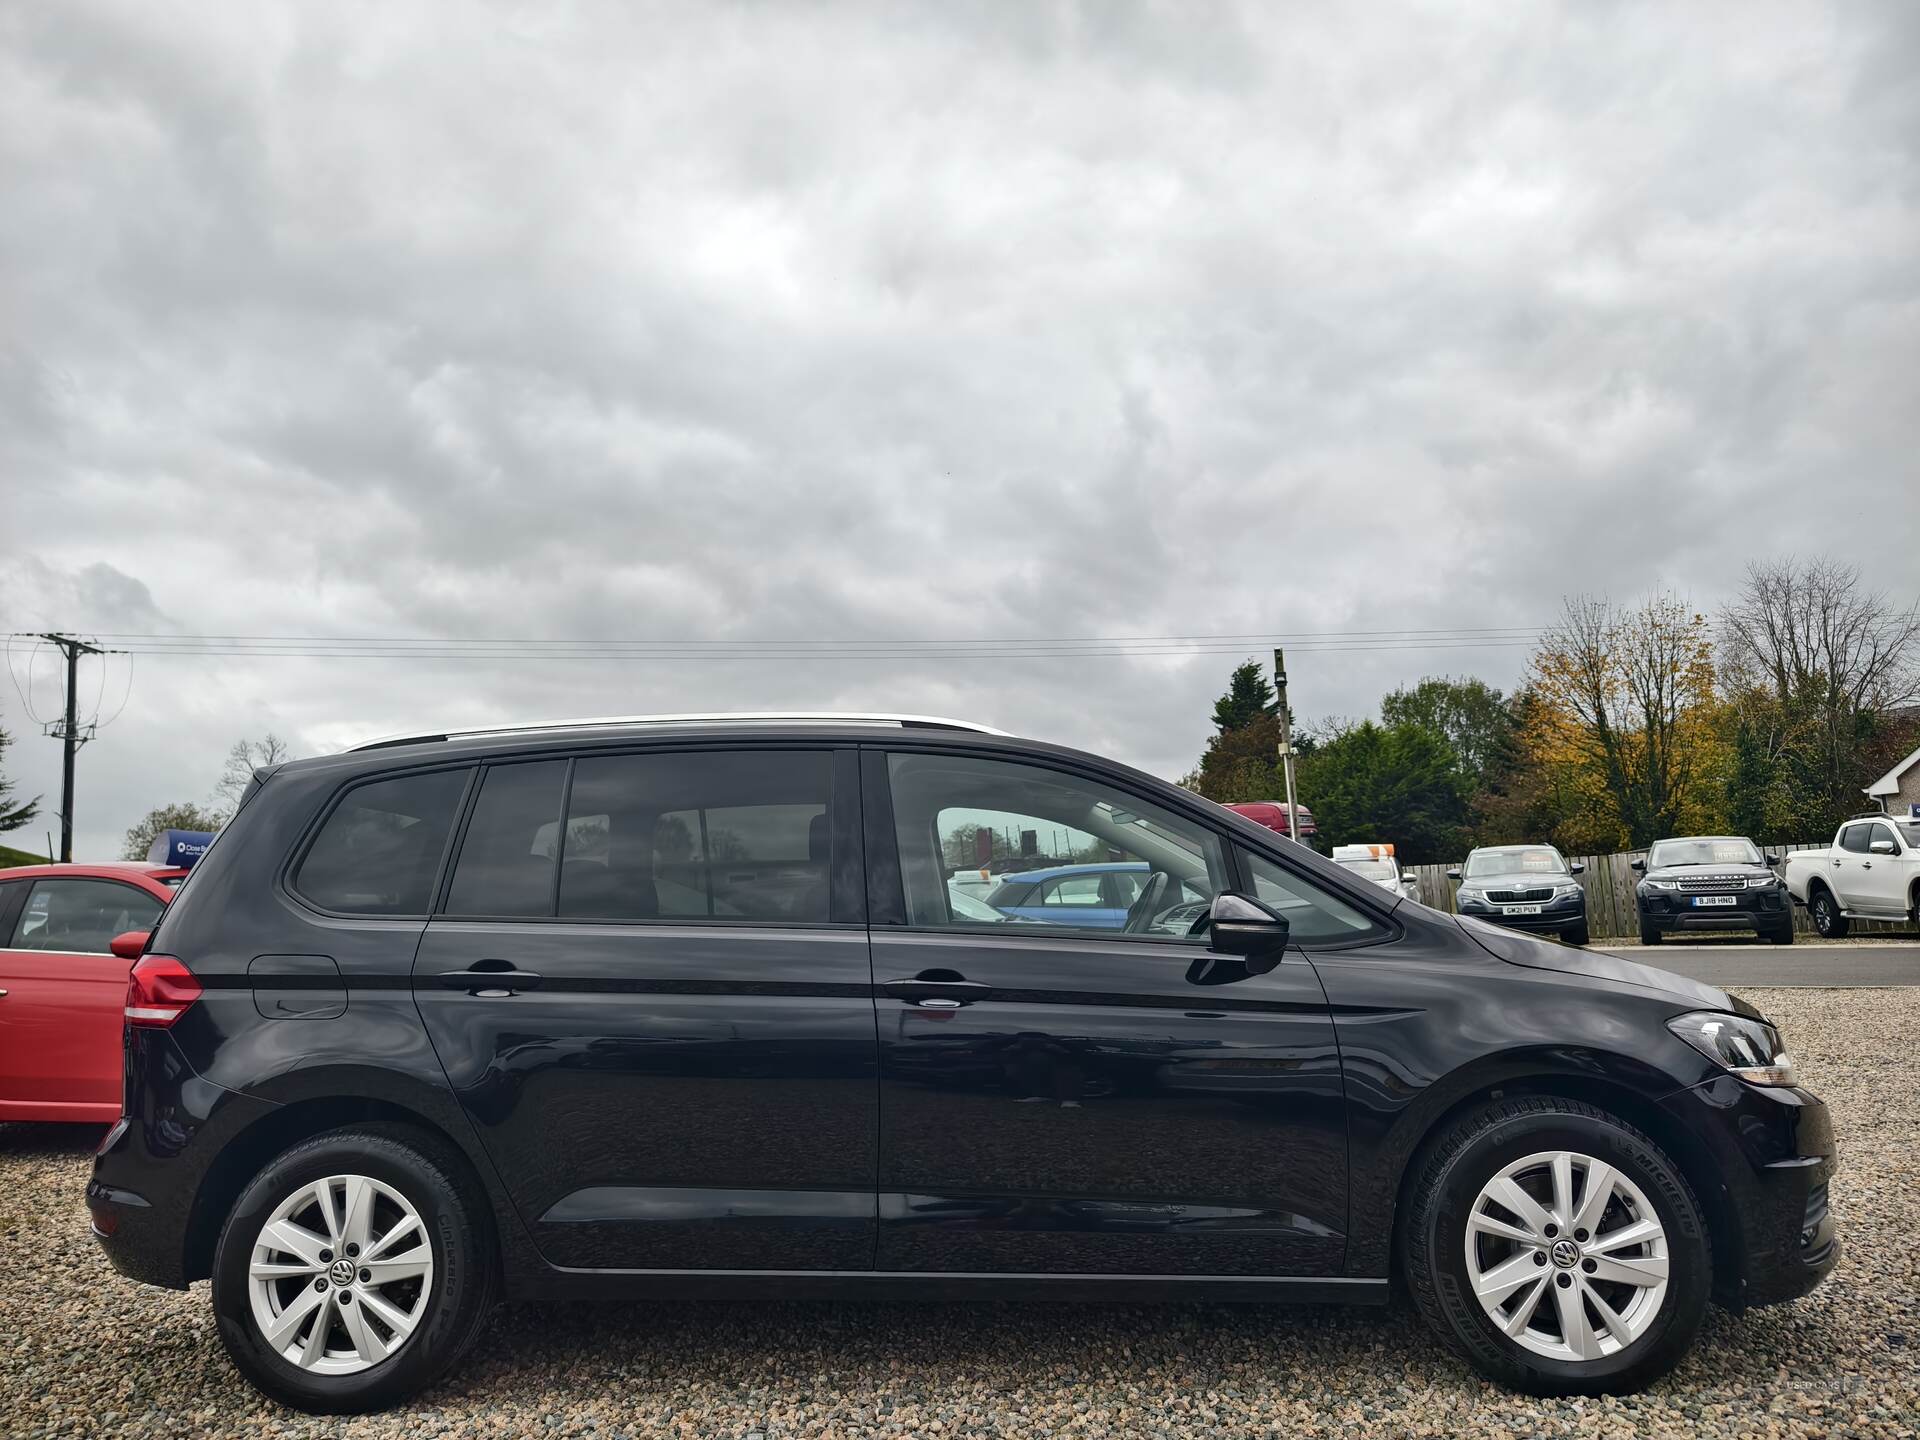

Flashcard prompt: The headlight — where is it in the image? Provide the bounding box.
[1552,880,1583,895]
[1456,887,1487,902]
[1745,873,1779,889]
[1667,1011,1795,1086]
[1640,878,1678,891]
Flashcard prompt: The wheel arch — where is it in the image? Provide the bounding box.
[183,1095,497,1285]
[1386,1070,1741,1305]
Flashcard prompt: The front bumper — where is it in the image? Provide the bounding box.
[1458,892,1586,934]
[1659,1074,1839,1309]
[1640,887,1792,933]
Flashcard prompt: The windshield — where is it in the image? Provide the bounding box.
[1337,859,1398,882]
[1465,847,1567,878]
[1896,821,1920,849]
[1647,837,1762,868]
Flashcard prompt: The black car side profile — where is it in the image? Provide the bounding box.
[1632,836,1793,946]
[89,715,1837,1412]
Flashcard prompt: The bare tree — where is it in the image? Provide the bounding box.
[213,733,295,817]
[1720,557,1920,710]
[1720,558,1920,829]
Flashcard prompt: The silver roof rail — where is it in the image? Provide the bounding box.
[349,711,1009,752]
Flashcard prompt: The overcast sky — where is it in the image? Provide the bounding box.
[2,1,1917,860]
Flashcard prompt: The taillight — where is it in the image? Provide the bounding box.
[125,954,202,1027]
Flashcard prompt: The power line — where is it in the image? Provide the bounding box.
[70,625,1552,644]
[10,626,1555,662]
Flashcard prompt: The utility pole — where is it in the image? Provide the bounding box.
[38,633,109,863]
[1273,648,1301,847]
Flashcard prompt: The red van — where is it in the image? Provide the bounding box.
[1224,800,1317,843]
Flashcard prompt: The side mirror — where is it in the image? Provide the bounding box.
[1569,862,1586,875]
[1870,838,1896,855]
[109,930,151,961]
[1446,868,1462,882]
[1629,858,1646,872]
[1196,891,1290,980]
[1400,870,1417,882]
[1764,853,1780,867]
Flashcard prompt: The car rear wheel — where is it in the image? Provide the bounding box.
[1403,1097,1710,1395]
[212,1125,495,1413]
[1809,887,1849,939]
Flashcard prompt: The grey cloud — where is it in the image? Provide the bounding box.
[1,0,1916,858]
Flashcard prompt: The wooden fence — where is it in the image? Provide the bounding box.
[1404,841,1910,939]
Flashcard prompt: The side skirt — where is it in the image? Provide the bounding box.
[510,1268,1391,1305]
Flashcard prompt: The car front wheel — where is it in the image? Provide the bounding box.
[212,1125,495,1413]
[1403,1097,1710,1395]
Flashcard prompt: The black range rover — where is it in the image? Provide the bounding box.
[89,714,1836,1411]
[1633,836,1792,946]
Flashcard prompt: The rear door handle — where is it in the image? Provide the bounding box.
[437,968,543,994]
[881,978,991,1005]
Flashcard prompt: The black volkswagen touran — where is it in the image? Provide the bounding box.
[90,714,1837,1412]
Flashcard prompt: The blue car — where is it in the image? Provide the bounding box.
[984,862,1152,928]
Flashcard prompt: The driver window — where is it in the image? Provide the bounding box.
[885,752,1227,939]
[1239,850,1386,945]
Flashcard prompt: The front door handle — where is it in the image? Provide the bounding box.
[881,977,991,1005]
[437,967,543,994]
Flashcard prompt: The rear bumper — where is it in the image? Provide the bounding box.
[1659,1075,1839,1310]
[87,1029,277,1290]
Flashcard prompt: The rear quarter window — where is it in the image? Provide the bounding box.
[292,768,472,916]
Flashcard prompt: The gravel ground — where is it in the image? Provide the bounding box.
[2,987,1915,1439]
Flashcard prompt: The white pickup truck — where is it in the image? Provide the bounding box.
[1782,813,1920,937]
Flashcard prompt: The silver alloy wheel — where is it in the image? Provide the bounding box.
[247,1173,435,1375]
[1463,1149,1670,1362]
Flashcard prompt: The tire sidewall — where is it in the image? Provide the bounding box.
[1421,1109,1710,1391]
[212,1131,483,1412]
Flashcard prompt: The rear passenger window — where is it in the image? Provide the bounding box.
[444,761,569,917]
[558,750,833,923]
[294,769,471,916]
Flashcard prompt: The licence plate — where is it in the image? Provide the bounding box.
[1692,895,1738,907]
[1501,904,1544,916]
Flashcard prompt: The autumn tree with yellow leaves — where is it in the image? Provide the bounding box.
[1520,594,1727,850]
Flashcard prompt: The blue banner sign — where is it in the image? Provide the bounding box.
[146,829,217,868]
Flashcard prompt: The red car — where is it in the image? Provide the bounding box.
[0,863,186,1122]
[1224,800,1318,843]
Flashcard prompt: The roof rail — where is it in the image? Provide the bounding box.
[348,711,1009,752]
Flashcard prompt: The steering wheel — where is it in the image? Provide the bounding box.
[1123,871,1171,933]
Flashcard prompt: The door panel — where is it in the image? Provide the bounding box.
[413,745,878,1272]
[416,922,877,1269]
[1857,824,1907,914]
[872,929,1347,1274]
